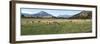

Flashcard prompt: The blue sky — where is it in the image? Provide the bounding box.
[21,8,82,16]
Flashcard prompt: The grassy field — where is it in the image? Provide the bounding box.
[21,18,92,35]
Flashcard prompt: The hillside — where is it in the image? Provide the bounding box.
[69,11,92,19]
[32,11,53,17]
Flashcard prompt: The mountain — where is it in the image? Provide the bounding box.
[21,11,54,18]
[22,11,92,19]
[32,11,53,17]
[21,13,32,16]
[57,15,73,18]
[69,11,92,19]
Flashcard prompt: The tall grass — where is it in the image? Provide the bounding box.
[21,18,92,35]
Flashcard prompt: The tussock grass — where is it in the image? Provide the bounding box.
[21,18,92,35]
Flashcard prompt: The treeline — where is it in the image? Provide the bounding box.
[21,15,68,19]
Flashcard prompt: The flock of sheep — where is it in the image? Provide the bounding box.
[22,20,60,25]
[21,19,91,25]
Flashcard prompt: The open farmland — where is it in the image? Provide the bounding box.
[21,18,92,35]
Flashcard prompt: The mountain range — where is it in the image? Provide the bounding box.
[69,11,92,19]
[57,15,73,18]
[21,11,53,17]
[21,11,92,19]
[32,11,53,17]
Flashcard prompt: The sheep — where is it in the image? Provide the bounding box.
[52,21,60,25]
[46,21,53,24]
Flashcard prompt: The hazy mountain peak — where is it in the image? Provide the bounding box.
[39,11,47,13]
[57,15,73,18]
[32,11,53,17]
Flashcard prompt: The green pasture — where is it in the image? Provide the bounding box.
[21,18,92,35]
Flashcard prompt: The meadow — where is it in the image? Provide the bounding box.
[21,18,92,35]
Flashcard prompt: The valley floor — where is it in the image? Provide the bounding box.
[21,18,92,35]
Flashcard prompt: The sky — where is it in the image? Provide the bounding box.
[21,8,82,16]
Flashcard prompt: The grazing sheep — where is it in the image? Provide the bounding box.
[69,20,72,22]
[37,21,41,23]
[53,21,60,25]
[32,21,34,23]
[46,21,52,24]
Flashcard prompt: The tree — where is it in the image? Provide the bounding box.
[21,15,25,18]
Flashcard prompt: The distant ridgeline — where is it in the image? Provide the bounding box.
[21,11,92,19]
[69,11,92,19]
